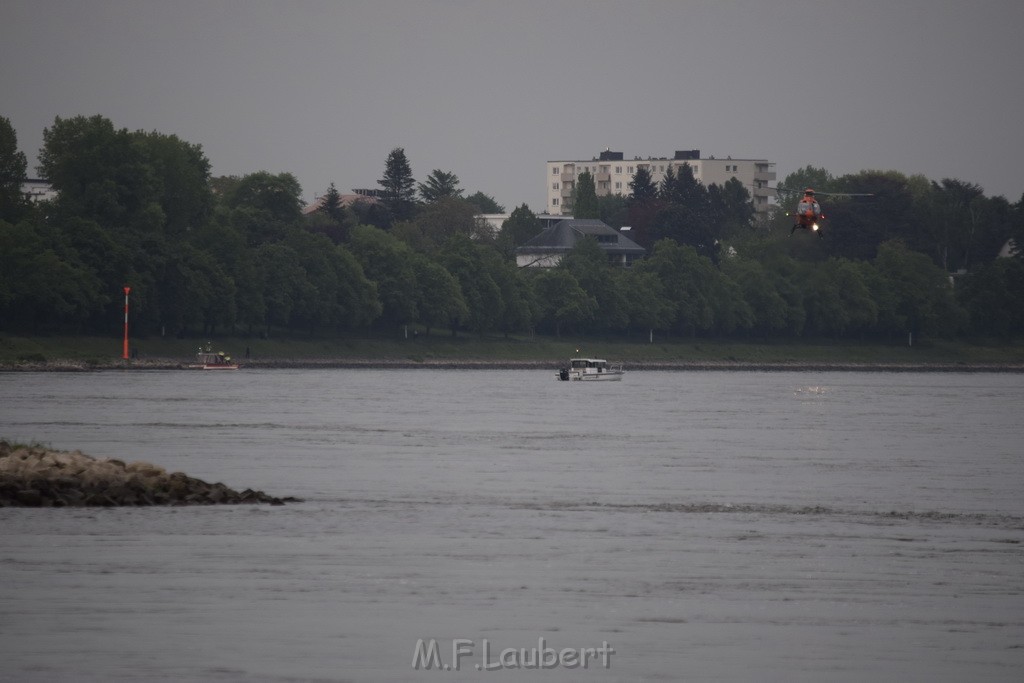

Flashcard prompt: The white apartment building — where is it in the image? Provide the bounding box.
[546,149,775,217]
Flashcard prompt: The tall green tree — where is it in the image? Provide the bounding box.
[156,242,236,336]
[465,191,504,214]
[411,197,482,250]
[319,182,345,222]
[39,115,158,229]
[252,243,316,335]
[873,239,967,338]
[39,117,212,238]
[958,257,1024,339]
[1009,194,1024,261]
[349,224,419,329]
[378,147,417,221]
[496,203,541,257]
[626,166,663,250]
[618,268,674,337]
[0,218,107,332]
[709,177,755,238]
[309,182,350,244]
[439,234,503,336]
[559,237,629,332]
[800,258,876,337]
[348,197,393,231]
[573,171,599,219]
[486,252,535,337]
[530,268,595,337]
[281,230,380,333]
[652,163,718,259]
[779,165,834,194]
[628,166,657,204]
[134,129,213,235]
[227,171,304,246]
[418,170,463,203]
[721,257,788,340]
[0,116,29,223]
[597,193,629,228]
[825,171,919,261]
[412,255,467,336]
[633,240,706,334]
[228,171,303,224]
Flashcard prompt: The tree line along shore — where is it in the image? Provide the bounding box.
[3,115,1024,350]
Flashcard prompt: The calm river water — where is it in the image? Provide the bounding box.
[1,369,1022,682]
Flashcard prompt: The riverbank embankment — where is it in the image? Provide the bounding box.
[2,357,1024,372]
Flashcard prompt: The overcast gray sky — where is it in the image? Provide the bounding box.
[4,0,1023,210]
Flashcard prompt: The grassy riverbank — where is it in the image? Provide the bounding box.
[2,333,1023,369]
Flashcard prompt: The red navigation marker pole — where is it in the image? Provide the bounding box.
[122,286,131,360]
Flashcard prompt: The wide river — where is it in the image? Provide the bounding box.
[1,369,1022,682]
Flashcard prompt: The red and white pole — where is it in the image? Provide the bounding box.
[122,286,131,360]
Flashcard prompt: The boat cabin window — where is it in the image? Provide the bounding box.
[570,359,609,370]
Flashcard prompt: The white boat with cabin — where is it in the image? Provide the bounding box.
[557,358,624,381]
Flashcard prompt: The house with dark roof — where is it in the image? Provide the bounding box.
[515,218,645,268]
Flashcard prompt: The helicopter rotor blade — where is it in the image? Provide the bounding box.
[773,185,873,197]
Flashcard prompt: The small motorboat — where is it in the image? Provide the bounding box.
[190,343,239,370]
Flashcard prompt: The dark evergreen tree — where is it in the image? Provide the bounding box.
[628,166,657,204]
[626,166,663,250]
[320,183,345,222]
[497,204,541,257]
[1010,194,1024,262]
[378,147,417,221]
[418,170,462,203]
[0,116,29,223]
[597,194,629,228]
[651,163,718,259]
[465,191,505,214]
[573,171,599,219]
[709,178,755,238]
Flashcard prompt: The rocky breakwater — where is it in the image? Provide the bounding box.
[0,441,299,507]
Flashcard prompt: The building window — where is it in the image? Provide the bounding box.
[615,182,621,190]
[552,167,558,175]
[615,166,621,174]
[552,182,559,190]
[552,198,559,206]
[627,166,634,174]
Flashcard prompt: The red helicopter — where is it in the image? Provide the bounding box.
[790,188,824,237]
[780,187,874,237]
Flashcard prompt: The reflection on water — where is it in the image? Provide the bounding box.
[1,369,1022,681]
